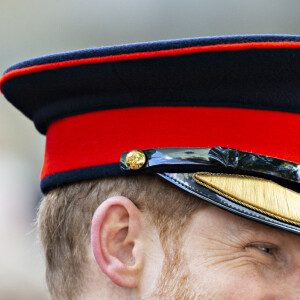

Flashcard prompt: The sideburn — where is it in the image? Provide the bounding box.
[149,225,197,300]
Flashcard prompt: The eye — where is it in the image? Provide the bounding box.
[256,245,274,255]
[247,243,277,257]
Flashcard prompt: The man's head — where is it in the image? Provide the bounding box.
[38,175,300,299]
[2,35,300,299]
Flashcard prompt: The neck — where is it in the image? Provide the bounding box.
[77,257,136,300]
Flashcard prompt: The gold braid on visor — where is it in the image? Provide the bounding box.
[193,173,300,226]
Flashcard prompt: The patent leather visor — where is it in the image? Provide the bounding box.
[120,147,300,235]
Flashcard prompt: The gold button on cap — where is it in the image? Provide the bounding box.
[125,150,146,170]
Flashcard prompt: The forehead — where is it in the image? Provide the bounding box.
[192,205,300,257]
[191,203,284,238]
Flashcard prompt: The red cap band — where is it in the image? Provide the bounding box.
[41,106,300,180]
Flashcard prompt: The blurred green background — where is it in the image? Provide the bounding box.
[0,1,299,298]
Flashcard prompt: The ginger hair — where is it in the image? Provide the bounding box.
[37,175,203,299]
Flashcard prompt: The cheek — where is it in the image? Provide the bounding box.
[187,257,267,300]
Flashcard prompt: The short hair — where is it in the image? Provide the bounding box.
[37,175,202,299]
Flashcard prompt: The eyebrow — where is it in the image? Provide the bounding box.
[229,217,278,239]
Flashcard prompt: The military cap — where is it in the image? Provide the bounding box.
[1,35,300,234]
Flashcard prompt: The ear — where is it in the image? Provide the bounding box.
[91,196,144,287]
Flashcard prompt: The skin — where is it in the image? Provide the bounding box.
[89,196,300,300]
[180,205,300,299]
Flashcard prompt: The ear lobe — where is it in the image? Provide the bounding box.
[91,196,144,287]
